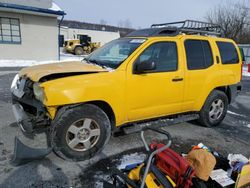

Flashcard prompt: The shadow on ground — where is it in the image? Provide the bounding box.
[0,159,69,188]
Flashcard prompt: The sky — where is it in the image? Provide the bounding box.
[54,0,238,29]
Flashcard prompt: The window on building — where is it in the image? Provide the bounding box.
[136,42,178,72]
[59,35,64,47]
[185,40,213,70]
[216,42,239,64]
[0,17,21,44]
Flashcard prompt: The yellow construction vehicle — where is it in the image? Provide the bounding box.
[64,35,100,55]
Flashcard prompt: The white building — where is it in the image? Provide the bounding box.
[0,0,65,61]
[238,44,250,64]
[60,20,122,46]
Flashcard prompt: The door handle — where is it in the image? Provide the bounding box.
[172,77,184,82]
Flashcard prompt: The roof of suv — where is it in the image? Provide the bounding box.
[127,20,224,38]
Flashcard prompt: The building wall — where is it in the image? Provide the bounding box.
[60,27,120,46]
[0,11,58,61]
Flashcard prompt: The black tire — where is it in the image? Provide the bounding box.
[74,46,84,55]
[199,90,228,127]
[50,104,111,161]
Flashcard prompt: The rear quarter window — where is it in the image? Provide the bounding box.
[184,39,213,70]
[216,42,239,64]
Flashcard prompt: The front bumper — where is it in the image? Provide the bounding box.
[12,94,50,134]
[11,78,50,134]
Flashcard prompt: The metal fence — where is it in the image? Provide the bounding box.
[238,44,250,64]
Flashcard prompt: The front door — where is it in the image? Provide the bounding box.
[126,40,184,122]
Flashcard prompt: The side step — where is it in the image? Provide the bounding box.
[122,114,199,135]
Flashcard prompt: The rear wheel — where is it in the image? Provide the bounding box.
[74,46,84,55]
[199,90,228,127]
[50,104,111,161]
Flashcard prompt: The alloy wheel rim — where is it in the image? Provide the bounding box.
[209,99,224,121]
[66,118,101,152]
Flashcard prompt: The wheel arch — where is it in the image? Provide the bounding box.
[74,44,83,48]
[214,86,231,104]
[85,100,116,129]
[53,101,116,131]
[196,86,231,112]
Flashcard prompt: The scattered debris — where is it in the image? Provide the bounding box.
[210,169,235,187]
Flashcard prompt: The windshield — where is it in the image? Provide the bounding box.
[84,38,146,69]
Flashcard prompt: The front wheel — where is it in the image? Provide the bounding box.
[74,46,84,55]
[199,90,228,127]
[50,104,111,161]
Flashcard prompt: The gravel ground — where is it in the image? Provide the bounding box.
[0,71,249,188]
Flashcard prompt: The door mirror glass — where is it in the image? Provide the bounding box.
[135,61,156,74]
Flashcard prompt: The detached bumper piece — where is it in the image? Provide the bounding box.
[12,104,33,134]
[12,77,50,135]
[12,95,50,134]
[11,137,52,166]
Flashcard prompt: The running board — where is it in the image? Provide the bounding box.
[122,114,199,135]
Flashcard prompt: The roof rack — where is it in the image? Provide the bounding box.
[151,20,223,36]
[127,20,224,37]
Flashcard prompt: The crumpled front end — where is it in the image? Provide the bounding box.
[11,74,50,135]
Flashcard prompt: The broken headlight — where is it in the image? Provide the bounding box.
[33,83,46,102]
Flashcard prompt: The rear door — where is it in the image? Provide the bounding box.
[181,37,221,111]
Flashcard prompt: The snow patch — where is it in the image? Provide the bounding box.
[49,2,62,11]
[0,53,87,67]
[117,152,146,170]
[227,110,246,117]
[237,120,250,128]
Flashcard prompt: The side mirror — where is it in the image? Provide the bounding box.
[134,61,156,74]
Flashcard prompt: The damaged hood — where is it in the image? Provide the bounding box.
[19,61,109,82]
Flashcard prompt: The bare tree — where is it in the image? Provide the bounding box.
[118,19,132,28]
[100,19,107,25]
[206,1,250,43]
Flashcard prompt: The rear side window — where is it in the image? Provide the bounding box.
[216,42,239,64]
[185,40,213,70]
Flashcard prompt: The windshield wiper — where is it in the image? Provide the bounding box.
[88,59,112,69]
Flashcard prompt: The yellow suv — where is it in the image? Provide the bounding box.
[11,20,242,161]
